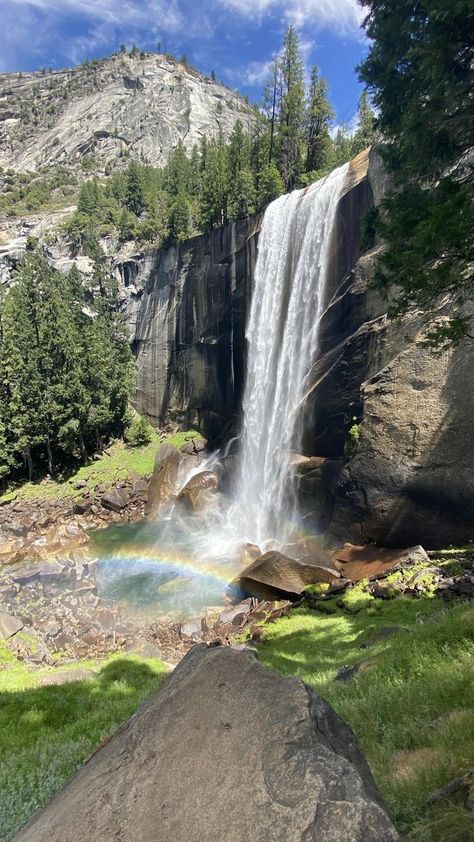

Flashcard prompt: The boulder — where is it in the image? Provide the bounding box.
[145,445,182,516]
[232,551,341,601]
[101,488,130,513]
[237,542,262,570]
[39,669,96,687]
[178,470,219,511]
[16,646,399,842]
[0,609,23,640]
[331,544,428,583]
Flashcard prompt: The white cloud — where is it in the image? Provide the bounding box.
[2,0,188,69]
[10,0,184,30]
[218,0,364,38]
[329,109,359,138]
[234,58,272,85]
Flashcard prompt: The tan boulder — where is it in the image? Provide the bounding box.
[145,445,183,516]
[331,543,428,582]
[178,470,218,511]
[233,551,341,600]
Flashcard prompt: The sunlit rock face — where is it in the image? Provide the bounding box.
[0,53,254,172]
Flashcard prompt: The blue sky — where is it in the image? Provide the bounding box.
[1,0,369,127]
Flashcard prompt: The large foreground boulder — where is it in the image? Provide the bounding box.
[17,646,399,842]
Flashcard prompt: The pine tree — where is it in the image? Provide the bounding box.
[351,90,376,155]
[277,27,305,189]
[304,66,334,174]
[227,120,256,220]
[262,58,280,165]
[199,132,229,229]
[359,0,474,344]
[169,193,193,242]
[257,162,284,208]
[125,161,145,216]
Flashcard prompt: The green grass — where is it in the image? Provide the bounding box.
[0,646,169,840]
[258,597,474,841]
[0,430,202,504]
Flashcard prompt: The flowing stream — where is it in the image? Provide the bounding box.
[94,163,349,615]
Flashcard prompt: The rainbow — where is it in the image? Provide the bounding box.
[95,544,237,586]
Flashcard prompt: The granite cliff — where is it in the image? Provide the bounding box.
[0,52,253,173]
[126,149,474,548]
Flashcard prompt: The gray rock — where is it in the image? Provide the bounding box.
[0,609,23,639]
[0,54,254,174]
[179,618,203,639]
[39,668,96,687]
[101,488,129,512]
[124,641,163,659]
[16,646,400,841]
[145,445,182,515]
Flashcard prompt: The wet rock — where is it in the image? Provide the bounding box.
[40,620,61,639]
[101,488,130,512]
[16,645,400,842]
[4,520,29,538]
[219,603,251,625]
[233,551,341,601]
[237,542,262,570]
[0,609,23,639]
[180,618,203,639]
[145,445,182,516]
[73,499,90,515]
[10,565,40,584]
[178,470,218,511]
[286,534,334,568]
[38,559,65,579]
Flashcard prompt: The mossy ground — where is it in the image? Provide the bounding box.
[0,646,168,840]
[0,429,202,504]
[258,596,474,841]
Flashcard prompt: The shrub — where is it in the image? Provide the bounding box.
[125,415,154,447]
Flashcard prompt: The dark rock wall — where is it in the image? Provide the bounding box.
[128,215,261,440]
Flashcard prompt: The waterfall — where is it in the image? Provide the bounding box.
[231,162,349,548]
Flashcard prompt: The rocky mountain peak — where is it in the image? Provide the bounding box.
[0,52,255,173]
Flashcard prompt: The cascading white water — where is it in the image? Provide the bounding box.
[230,162,349,548]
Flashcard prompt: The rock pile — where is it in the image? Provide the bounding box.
[0,474,149,565]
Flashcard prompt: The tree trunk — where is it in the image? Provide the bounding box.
[46,436,54,476]
[23,446,33,482]
[79,430,88,463]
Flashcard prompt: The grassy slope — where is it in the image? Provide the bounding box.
[258,596,474,841]
[0,646,168,841]
[0,429,201,504]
